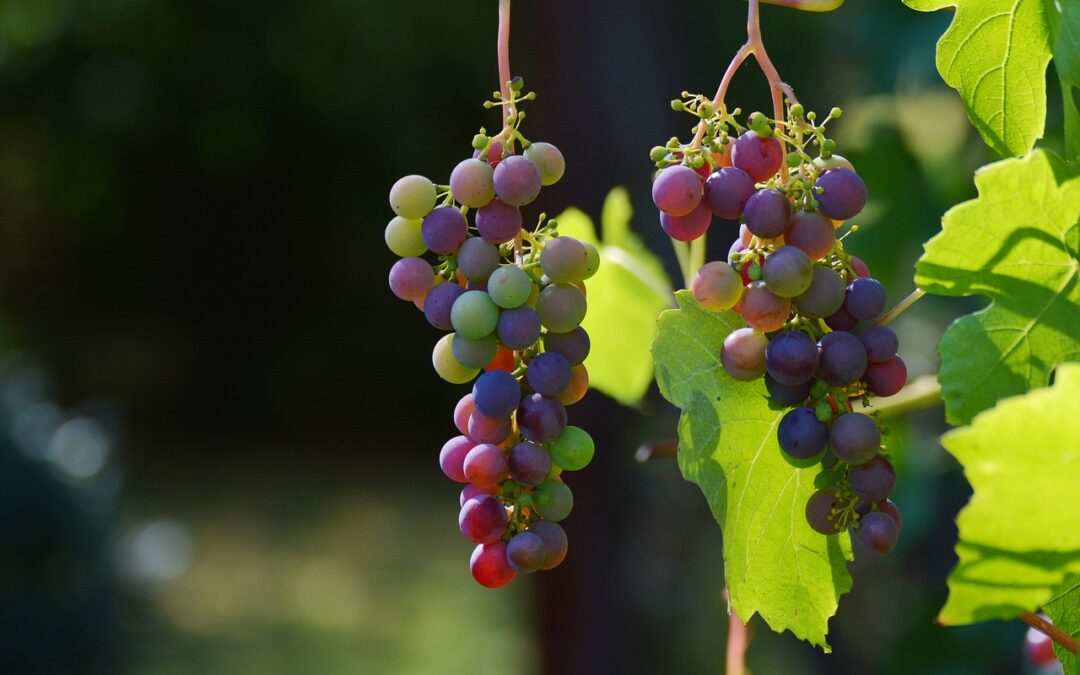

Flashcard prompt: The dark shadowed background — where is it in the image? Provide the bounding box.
[0,1,1069,673]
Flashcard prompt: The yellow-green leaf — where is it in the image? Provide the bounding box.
[1044,577,1080,675]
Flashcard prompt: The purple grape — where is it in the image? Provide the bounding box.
[459,482,498,507]
[794,265,846,318]
[817,330,868,387]
[732,130,783,182]
[704,167,756,219]
[721,327,768,381]
[459,495,507,543]
[457,237,500,281]
[493,155,542,206]
[463,443,508,487]
[777,407,829,460]
[526,351,572,396]
[470,540,515,588]
[848,455,895,502]
[877,499,902,531]
[740,282,791,332]
[388,256,434,301]
[449,157,496,208]
[861,325,898,363]
[806,489,842,534]
[508,441,551,486]
[474,140,504,166]
[762,246,813,298]
[506,531,547,573]
[828,412,880,465]
[825,305,859,331]
[439,435,474,483]
[517,394,567,443]
[765,373,813,406]
[540,237,590,282]
[424,282,465,331]
[865,356,907,397]
[652,164,702,216]
[660,201,712,241]
[472,370,521,418]
[765,330,819,386]
[785,210,836,260]
[467,410,512,445]
[855,511,898,554]
[496,305,542,349]
[815,168,867,220]
[542,327,590,366]
[421,206,468,255]
[845,277,886,320]
[476,199,523,244]
[528,521,568,570]
[743,188,792,239]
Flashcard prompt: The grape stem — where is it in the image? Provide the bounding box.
[1020,611,1080,654]
[497,0,514,129]
[874,288,926,327]
[724,589,750,675]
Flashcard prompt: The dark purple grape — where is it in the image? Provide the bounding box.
[517,394,567,443]
[828,412,880,465]
[777,407,829,460]
[457,237,501,281]
[765,330,819,386]
[794,265,846,318]
[732,130,783,182]
[508,441,551,486]
[526,352,571,396]
[470,540,516,588]
[785,210,836,260]
[806,489,842,534]
[845,277,887,320]
[825,305,859,331]
[865,356,907,397]
[497,305,542,350]
[704,167,756,219]
[533,479,573,521]
[506,531,547,573]
[743,188,792,239]
[542,327,590,366]
[815,168,867,220]
[817,331,868,387]
[421,206,468,254]
[476,199,523,244]
[877,499,902,531]
[388,256,435,301]
[493,155,542,206]
[765,374,812,406]
[660,201,712,241]
[762,246,813,298]
[847,455,895,502]
[861,326,899,363]
[424,283,465,331]
[472,370,521,418]
[855,511,898,554]
[652,164,702,216]
[459,495,507,544]
[528,521,568,570]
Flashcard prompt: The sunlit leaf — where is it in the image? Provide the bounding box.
[1044,577,1080,675]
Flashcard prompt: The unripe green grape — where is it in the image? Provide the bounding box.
[536,283,587,333]
[488,266,533,309]
[523,142,566,187]
[692,261,743,312]
[540,237,589,283]
[581,242,600,279]
[384,216,427,257]
[433,334,481,384]
[650,146,669,162]
[451,290,500,339]
[449,158,496,208]
[547,426,594,471]
[533,479,573,521]
[389,175,437,219]
[451,333,499,369]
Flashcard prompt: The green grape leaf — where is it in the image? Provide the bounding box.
[914,149,1080,426]
[653,291,853,651]
[903,0,1052,156]
[938,364,1080,625]
[745,0,845,12]
[1046,0,1080,162]
[1044,577,1080,675]
[555,188,673,406]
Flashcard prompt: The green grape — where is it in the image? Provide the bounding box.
[533,479,573,521]
[384,216,427,257]
[433,334,481,384]
[547,426,594,471]
[536,283,587,333]
[451,333,499,368]
[488,266,534,309]
[581,242,600,279]
[389,174,437,219]
[451,290,500,339]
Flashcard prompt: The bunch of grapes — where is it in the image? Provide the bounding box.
[386,79,598,587]
[650,97,906,555]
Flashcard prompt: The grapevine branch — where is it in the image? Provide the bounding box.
[497,0,514,127]
[726,607,749,675]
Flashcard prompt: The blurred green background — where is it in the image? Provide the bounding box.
[0,0,1068,673]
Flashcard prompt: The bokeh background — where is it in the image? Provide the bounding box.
[0,1,1071,673]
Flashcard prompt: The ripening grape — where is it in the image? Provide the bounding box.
[861,325,898,363]
[721,327,769,381]
[794,265,846,318]
[508,441,552,486]
[582,242,600,279]
[536,283,587,333]
[475,139,504,166]
[845,277,887,320]
[450,158,496,208]
[805,489,842,534]
[493,155,543,206]
[457,237,501,281]
[817,330,868,387]
[777,407,829,460]
[496,305,542,349]
[388,256,435,301]
[850,256,871,277]
[848,455,896,502]
[542,327,590,365]
[389,174,437,219]
[470,540,516,588]
[815,168,867,220]
[451,290,500,339]
[517,393,567,443]
[439,435,475,482]
[540,237,590,282]
[762,246,814,298]
[743,188,792,239]
[704,167,756,219]
[523,142,566,186]
[459,482,499,507]
[865,356,907,397]
[472,370,521,418]
[652,164,703,216]
[692,261,743,311]
[526,352,572,396]
[829,412,880,465]
[548,426,594,471]
[660,201,712,241]
[785,210,836,260]
[476,199,523,244]
[421,206,469,255]
[424,282,465,331]
[855,511,898,554]
[467,410,512,445]
[433,334,481,384]
[459,494,508,543]
[528,521,568,570]
[557,364,589,405]
[765,374,812,406]
[487,266,533,309]
[463,443,509,487]
[385,216,428,257]
[506,531,547,573]
[732,130,783,182]
[452,333,499,369]
[739,282,791,332]
[533,479,573,521]
[453,394,476,436]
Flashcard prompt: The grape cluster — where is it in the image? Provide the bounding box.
[386,79,597,587]
[651,98,906,555]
